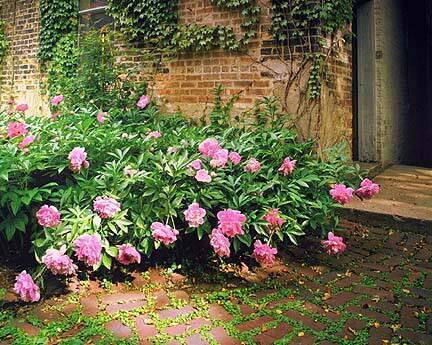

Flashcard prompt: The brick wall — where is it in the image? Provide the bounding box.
[0,0,354,155]
[0,0,48,114]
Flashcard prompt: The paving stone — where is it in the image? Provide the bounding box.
[32,305,62,323]
[208,304,233,321]
[158,305,195,320]
[153,289,170,309]
[414,248,432,261]
[185,334,209,345]
[135,315,157,339]
[359,300,397,313]
[289,334,316,345]
[13,320,40,336]
[368,327,393,345]
[319,271,342,284]
[130,271,147,289]
[239,304,255,316]
[399,330,432,345]
[170,272,187,284]
[100,292,146,305]
[106,299,147,314]
[334,275,361,288]
[267,297,294,309]
[353,286,394,302]
[210,327,241,345]
[410,287,432,299]
[400,306,419,329]
[337,319,367,340]
[325,291,356,307]
[104,320,131,339]
[389,268,406,281]
[165,319,210,336]
[303,302,341,321]
[424,274,432,289]
[81,295,99,317]
[426,315,432,335]
[382,256,403,268]
[346,305,390,323]
[402,296,432,308]
[173,290,190,301]
[283,310,326,331]
[236,315,273,332]
[253,322,292,344]
[148,268,167,285]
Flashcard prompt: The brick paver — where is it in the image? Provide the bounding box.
[2,221,432,344]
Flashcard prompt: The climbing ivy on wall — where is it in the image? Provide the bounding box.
[270,0,354,98]
[0,20,8,66]
[39,0,78,63]
[106,0,260,52]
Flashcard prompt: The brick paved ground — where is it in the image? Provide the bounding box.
[1,220,432,344]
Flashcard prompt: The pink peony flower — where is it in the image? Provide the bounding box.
[93,196,121,219]
[355,179,380,200]
[253,240,278,266]
[244,158,261,173]
[321,232,347,255]
[190,159,202,170]
[210,149,229,168]
[7,122,28,138]
[13,271,40,303]
[16,103,28,112]
[278,157,297,176]
[330,184,354,205]
[198,138,221,158]
[151,222,179,245]
[51,95,64,106]
[68,147,90,173]
[217,209,246,237]
[137,95,150,109]
[210,228,230,257]
[263,209,285,227]
[195,169,212,183]
[36,205,61,228]
[96,112,109,124]
[183,203,206,228]
[228,152,242,165]
[42,245,77,276]
[148,131,161,139]
[74,234,102,266]
[19,136,35,150]
[117,244,141,265]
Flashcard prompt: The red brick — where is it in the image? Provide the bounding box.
[210,327,241,345]
[135,315,157,339]
[104,320,131,339]
[283,310,326,331]
[290,334,316,345]
[236,316,273,332]
[253,322,292,344]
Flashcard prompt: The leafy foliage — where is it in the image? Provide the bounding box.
[39,0,78,63]
[0,95,362,269]
[0,20,8,66]
[47,30,147,111]
[107,0,260,52]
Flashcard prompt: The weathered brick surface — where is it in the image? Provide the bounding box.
[0,0,353,154]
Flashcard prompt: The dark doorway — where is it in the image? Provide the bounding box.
[354,0,432,167]
[404,0,432,167]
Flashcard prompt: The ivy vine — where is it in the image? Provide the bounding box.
[270,0,353,98]
[0,20,8,66]
[39,0,78,63]
[107,0,260,52]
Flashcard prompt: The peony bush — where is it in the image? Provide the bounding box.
[0,95,380,302]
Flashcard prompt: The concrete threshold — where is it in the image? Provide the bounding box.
[340,165,432,234]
